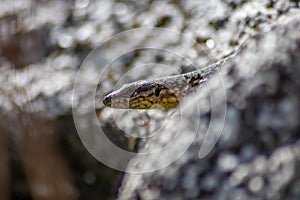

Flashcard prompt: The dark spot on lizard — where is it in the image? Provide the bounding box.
[155,87,161,97]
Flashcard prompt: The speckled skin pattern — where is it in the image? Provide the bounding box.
[103,56,232,109]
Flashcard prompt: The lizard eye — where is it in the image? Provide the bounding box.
[155,87,161,97]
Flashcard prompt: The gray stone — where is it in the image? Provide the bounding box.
[118,9,300,200]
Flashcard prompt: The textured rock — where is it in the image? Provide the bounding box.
[98,0,299,151]
[1,0,299,199]
[118,9,300,200]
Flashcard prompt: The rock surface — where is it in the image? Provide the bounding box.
[118,10,300,200]
[0,0,299,199]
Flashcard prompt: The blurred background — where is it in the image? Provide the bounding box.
[0,0,299,199]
